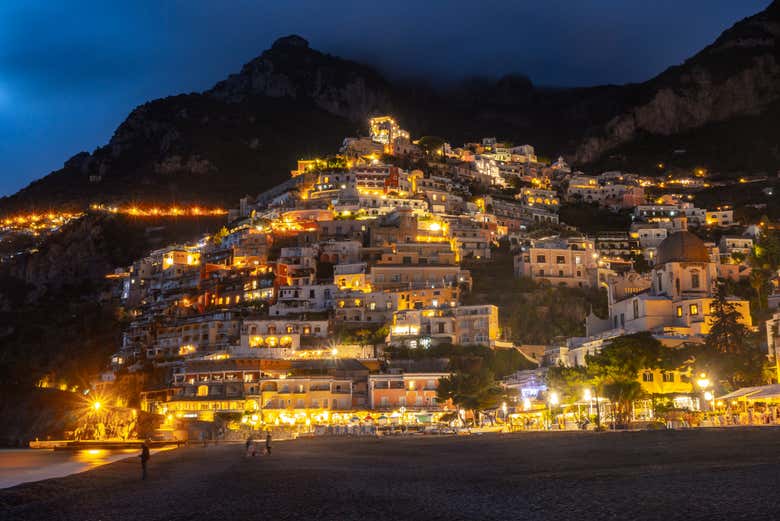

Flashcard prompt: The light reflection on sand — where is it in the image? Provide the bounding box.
[0,448,139,489]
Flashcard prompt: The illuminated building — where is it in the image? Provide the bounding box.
[369,116,410,146]
[237,318,330,358]
[389,305,499,348]
[514,237,599,288]
[368,373,452,411]
[585,230,751,342]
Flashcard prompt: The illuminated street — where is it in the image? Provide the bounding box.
[4,429,780,520]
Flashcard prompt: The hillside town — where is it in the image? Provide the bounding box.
[77,116,780,439]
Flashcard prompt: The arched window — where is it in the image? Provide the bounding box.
[691,270,700,289]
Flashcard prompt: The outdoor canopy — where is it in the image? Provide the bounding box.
[717,384,780,401]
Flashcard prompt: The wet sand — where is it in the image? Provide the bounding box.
[2,428,780,520]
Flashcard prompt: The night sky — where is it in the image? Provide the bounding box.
[0,0,770,197]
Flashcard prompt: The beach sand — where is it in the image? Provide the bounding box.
[3,427,780,520]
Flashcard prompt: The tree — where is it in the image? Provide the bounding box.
[600,379,645,427]
[417,136,445,156]
[706,283,750,354]
[751,229,780,272]
[436,369,507,426]
[749,269,768,311]
[211,226,229,246]
[546,365,590,404]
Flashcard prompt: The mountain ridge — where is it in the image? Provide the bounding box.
[2,1,779,213]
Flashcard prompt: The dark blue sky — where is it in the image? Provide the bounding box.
[0,0,770,197]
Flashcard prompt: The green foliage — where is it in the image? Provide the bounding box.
[600,379,644,426]
[706,284,750,354]
[630,253,652,274]
[436,368,507,422]
[558,203,631,233]
[751,229,780,271]
[386,343,536,379]
[211,226,229,246]
[417,136,445,156]
[462,242,608,344]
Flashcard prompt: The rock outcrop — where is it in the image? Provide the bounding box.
[209,35,392,121]
[3,4,780,213]
[575,1,780,163]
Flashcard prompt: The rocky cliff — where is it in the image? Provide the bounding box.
[575,1,780,164]
[3,3,780,212]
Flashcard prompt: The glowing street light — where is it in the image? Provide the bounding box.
[548,391,559,406]
[92,401,102,411]
[583,389,592,402]
[697,373,712,412]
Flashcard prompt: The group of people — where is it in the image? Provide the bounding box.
[245,431,273,457]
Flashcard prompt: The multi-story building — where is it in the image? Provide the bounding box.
[147,311,241,360]
[514,237,598,287]
[368,373,451,411]
[592,232,641,260]
[588,230,751,338]
[706,208,734,227]
[369,116,410,146]
[719,235,754,262]
[370,265,470,291]
[389,304,499,347]
[236,318,330,358]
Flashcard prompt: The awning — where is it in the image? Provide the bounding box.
[717,384,780,401]
[742,384,780,401]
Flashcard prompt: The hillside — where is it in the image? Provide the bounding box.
[2,2,779,212]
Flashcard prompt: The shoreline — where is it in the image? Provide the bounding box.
[4,428,780,520]
[0,446,176,490]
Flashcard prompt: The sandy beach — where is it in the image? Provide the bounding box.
[2,428,780,520]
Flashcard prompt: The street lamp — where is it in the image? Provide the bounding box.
[581,389,593,426]
[548,392,559,430]
[92,401,101,411]
[697,373,712,412]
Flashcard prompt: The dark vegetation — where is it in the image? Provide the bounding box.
[0,214,224,385]
[462,242,607,344]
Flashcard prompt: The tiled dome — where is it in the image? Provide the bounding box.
[656,231,709,265]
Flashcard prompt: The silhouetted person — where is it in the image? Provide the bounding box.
[245,435,253,457]
[140,441,150,480]
[265,431,272,455]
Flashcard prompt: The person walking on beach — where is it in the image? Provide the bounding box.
[139,440,150,480]
[265,430,272,456]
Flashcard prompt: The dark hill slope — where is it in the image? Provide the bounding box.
[2,2,780,212]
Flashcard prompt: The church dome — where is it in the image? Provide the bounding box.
[656,231,710,265]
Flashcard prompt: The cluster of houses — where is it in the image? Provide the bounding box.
[98,115,779,433]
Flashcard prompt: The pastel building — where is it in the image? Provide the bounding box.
[368,373,451,411]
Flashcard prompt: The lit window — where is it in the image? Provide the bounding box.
[689,304,699,316]
[676,306,683,317]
